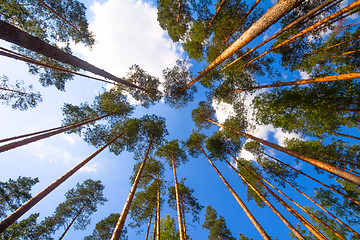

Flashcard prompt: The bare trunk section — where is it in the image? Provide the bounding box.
[156,174,161,240]
[176,0,183,23]
[152,204,158,240]
[221,0,338,71]
[0,115,108,153]
[207,0,227,29]
[232,72,360,93]
[58,200,89,240]
[145,207,154,240]
[262,151,360,205]
[232,155,326,239]
[205,118,360,186]
[0,20,145,91]
[172,156,186,240]
[111,137,154,240]
[200,147,270,240]
[244,1,360,67]
[0,134,121,233]
[222,155,305,240]
[182,0,302,90]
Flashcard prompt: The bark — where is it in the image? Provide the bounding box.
[231,154,326,240]
[205,118,360,186]
[275,170,359,238]
[222,155,305,240]
[181,199,186,237]
[0,115,108,153]
[262,151,360,205]
[111,136,154,240]
[320,49,360,61]
[0,87,28,96]
[207,0,227,30]
[0,134,121,233]
[176,0,182,23]
[156,174,161,240]
[0,47,115,86]
[58,200,89,240]
[0,20,145,91]
[152,204,157,240]
[172,156,186,240]
[182,0,302,90]
[244,1,360,68]
[232,72,360,93]
[200,147,270,240]
[220,0,340,71]
[36,0,81,33]
[145,207,154,240]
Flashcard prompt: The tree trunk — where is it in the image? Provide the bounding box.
[232,72,360,93]
[261,151,360,205]
[145,207,154,240]
[207,0,227,30]
[58,200,88,240]
[205,118,360,186]
[111,136,154,240]
[200,147,271,240]
[221,0,338,71]
[0,20,145,91]
[0,87,28,96]
[172,156,186,240]
[0,134,122,233]
[181,0,302,90]
[156,174,161,240]
[152,204,158,240]
[222,155,305,240]
[321,49,360,61]
[0,115,108,153]
[231,154,326,240]
[176,0,182,23]
[180,199,187,238]
[244,1,360,67]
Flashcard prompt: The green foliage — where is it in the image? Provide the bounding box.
[205,131,241,160]
[163,60,197,109]
[130,157,165,189]
[0,75,42,110]
[186,130,206,158]
[84,213,128,240]
[168,179,203,223]
[159,214,179,240]
[0,176,39,219]
[191,101,216,129]
[238,233,254,240]
[202,205,235,240]
[51,179,107,233]
[156,139,188,168]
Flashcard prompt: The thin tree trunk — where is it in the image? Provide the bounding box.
[261,151,360,205]
[145,207,154,240]
[0,134,121,233]
[181,0,302,90]
[0,87,28,96]
[275,170,360,238]
[0,20,145,91]
[205,118,360,186]
[231,154,327,240]
[220,0,341,71]
[222,155,305,239]
[181,199,186,237]
[111,136,154,240]
[232,72,360,93]
[172,156,186,240]
[207,0,227,30]
[200,147,271,240]
[156,174,161,240]
[36,0,81,34]
[152,204,158,240]
[320,49,360,61]
[244,1,360,68]
[0,48,115,86]
[176,0,182,23]
[58,200,89,240]
[0,115,108,153]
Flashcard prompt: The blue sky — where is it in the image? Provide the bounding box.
[1,0,360,239]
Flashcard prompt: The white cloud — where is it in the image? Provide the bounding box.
[79,163,100,173]
[299,71,310,80]
[212,100,235,124]
[72,0,182,82]
[62,134,77,145]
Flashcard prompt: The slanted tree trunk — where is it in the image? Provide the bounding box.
[220,0,340,71]
[262,151,360,205]
[221,155,305,240]
[232,154,326,240]
[0,20,145,91]
[207,0,227,30]
[58,200,89,240]
[181,0,302,90]
[180,199,186,237]
[232,72,360,93]
[152,204,158,240]
[176,0,183,23]
[111,136,154,240]
[172,155,186,240]
[145,207,154,240]
[244,1,360,67]
[0,134,122,233]
[156,174,161,240]
[205,118,360,186]
[0,115,109,153]
[199,147,271,240]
